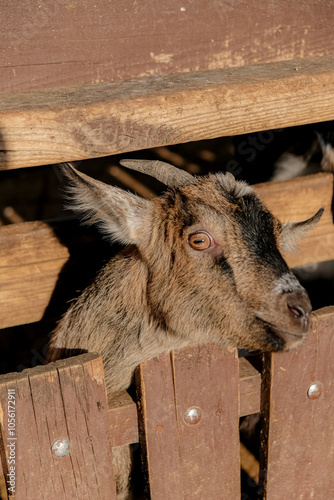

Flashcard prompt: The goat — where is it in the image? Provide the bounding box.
[270,125,334,182]
[48,160,323,499]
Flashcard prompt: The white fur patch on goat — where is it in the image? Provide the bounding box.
[321,143,334,172]
[270,152,309,182]
[273,272,303,295]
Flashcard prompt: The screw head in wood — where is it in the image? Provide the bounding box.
[307,381,324,400]
[183,406,202,425]
[51,438,72,457]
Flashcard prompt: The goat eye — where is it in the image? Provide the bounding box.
[188,231,214,251]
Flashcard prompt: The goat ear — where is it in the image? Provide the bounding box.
[280,208,324,253]
[60,163,152,245]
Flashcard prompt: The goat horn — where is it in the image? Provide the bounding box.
[119,159,194,187]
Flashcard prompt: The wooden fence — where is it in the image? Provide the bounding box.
[0,306,333,499]
[1,1,334,498]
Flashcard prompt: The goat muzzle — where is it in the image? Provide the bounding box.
[284,290,312,332]
[256,289,312,346]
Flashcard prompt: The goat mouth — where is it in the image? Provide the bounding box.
[256,317,307,343]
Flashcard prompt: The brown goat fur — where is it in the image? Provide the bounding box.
[48,161,323,498]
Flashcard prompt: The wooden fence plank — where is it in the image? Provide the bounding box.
[260,306,334,499]
[136,351,184,499]
[136,345,240,499]
[171,345,241,498]
[2,1,334,94]
[0,370,47,498]
[0,353,116,499]
[27,362,78,498]
[1,56,334,170]
[0,172,332,330]
[56,355,116,500]
[239,358,261,417]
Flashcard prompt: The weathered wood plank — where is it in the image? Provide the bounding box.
[0,218,109,329]
[27,362,79,497]
[106,358,261,451]
[105,358,261,448]
[170,345,240,498]
[136,345,240,499]
[135,351,184,499]
[239,358,261,417]
[56,355,116,499]
[0,476,7,499]
[0,370,44,497]
[1,56,334,170]
[1,1,334,93]
[0,353,261,498]
[0,220,70,267]
[107,391,139,448]
[0,172,332,329]
[256,173,334,268]
[260,306,334,499]
[0,353,116,499]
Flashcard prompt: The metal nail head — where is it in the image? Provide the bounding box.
[51,438,72,457]
[183,406,202,425]
[307,381,324,400]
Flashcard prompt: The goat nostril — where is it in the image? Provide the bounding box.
[288,305,305,318]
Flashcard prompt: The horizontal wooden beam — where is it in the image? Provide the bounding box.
[108,390,139,448]
[0,218,93,329]
[1,56,334,170]
[0,172,332,330]
[256,173,334,268]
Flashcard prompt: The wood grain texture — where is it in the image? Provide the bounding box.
[105,358,261,452]
[260,307,334,499]
[1,56,334,170]
[0,218,108,329]
[0,172,332,330]
[0,353,116,499]
[256,173,334,268]
[239,357,261,417]
[1,1,334,93]
[136,345,240,499]
[107,391,139,448]
[0,219,69,329]
[0,351,261,498]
